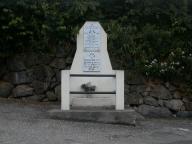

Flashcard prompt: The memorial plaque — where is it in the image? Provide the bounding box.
[83,52,100,72]
[84,23,101,51]
[83,22,101,72]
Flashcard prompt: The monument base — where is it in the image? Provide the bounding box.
[61,70,124,110]
[48,109,144,126]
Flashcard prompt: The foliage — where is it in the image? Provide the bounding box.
[105,0,192,83]
[0,0,192,84]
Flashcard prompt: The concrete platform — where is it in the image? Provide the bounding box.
[48,109,144,126]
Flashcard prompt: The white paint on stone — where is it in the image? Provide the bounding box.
[71,22,113,74]
[61,21,124,110]
[61,70,70,110]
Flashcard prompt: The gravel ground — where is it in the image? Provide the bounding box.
[0,99,192,144]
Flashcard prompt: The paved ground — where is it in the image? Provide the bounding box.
[0,99,192,144]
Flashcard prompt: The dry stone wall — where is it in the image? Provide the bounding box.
[0,47,71,102]
[0,53,192,118]
[124,71,192,118]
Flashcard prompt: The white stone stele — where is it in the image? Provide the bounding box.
[61,21,124,110]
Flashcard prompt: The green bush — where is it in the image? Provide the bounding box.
[106,0,192,83]
[0,0,192,84]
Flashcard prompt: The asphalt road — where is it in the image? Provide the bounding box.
[0,99,192,144]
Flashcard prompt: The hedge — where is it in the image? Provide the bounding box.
[0,0,192,85]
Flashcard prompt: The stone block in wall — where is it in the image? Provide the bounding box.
[55,69,61,82]
[0,59,7,78]
[165,82,177,92]
[28,65,55,82]
[129,85,150,97]
[32,80,49,94]
[49,77,58,89]
[50,58,66,69]
[184,101,192,111]
[4,71,31,85]
[0,81,14,98]
[124,84,130,104]
[7,55,26,72]
[126,92,143,105]
[24,53,38,67]
[137,104,172,118]
[55,46,66,58]
[143,96,159,107]
[37,53,54,65]
[0,67,7,79]
[173,91,182,99]
[47,91,57,101]
[164,99,183,111]
[13,85,33,97]
[55,44,75,58]
[129,85,146,93]
[24,53,54,67]
[125,70,145,85]
[150,85,172,100]
[55,85,61,101]
[158,100,165,107]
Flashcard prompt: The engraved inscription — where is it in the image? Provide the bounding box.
[84,23,100,51]
[83,52,100,72]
